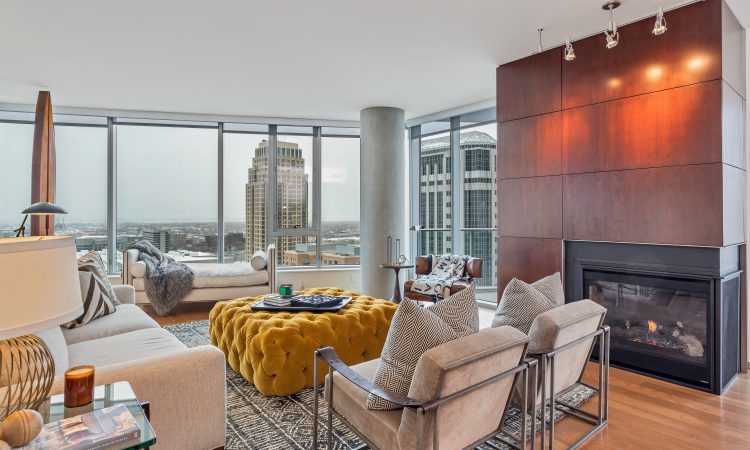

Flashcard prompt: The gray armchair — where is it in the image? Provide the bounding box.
[523,299,610,450]
[313,326,536,450]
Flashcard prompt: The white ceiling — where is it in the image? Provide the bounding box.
[0,0,731,122]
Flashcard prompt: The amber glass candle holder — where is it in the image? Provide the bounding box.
[64,365,95,408]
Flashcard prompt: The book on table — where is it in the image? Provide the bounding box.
[21,404,141,450]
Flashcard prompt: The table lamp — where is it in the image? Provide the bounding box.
[0,236,83,421]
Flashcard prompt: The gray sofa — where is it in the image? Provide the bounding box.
[36,284,226,450]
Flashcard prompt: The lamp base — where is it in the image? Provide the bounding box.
[0,335,55,421]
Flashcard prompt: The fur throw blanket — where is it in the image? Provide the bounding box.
[129,240,193,315]
[411,254,467,299]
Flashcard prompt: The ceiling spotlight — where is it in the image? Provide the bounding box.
[653,7,667,35]
[564,38,576,61]
[602,1,621,49]
[536,28,544,53]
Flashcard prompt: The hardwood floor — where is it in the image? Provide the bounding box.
[147,304,750,449]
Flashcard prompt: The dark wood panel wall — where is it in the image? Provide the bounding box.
[496,0,746,296]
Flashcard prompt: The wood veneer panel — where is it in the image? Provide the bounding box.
[498,237,562,298]
[499,176,562,238]
[497,49,561,122]
[723,81,746,169]
[562,81,722,174]
[562,0,721,110]
[563,164,724,246]
[31,91,56,236]
[723,164,746,246]
[499,112,561,179]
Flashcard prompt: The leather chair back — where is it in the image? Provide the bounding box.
[414,254,483,279]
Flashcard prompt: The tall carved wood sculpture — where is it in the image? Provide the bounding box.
[30,91,56,236]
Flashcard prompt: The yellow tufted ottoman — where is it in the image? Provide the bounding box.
[209,287,397,396]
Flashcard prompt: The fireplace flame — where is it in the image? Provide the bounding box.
[647,320,657,332]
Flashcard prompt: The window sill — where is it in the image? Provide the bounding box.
[277,265,360,272]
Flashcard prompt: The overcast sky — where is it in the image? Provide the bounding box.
[0,123,360,227]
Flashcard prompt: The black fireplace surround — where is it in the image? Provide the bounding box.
[565,241,741,394]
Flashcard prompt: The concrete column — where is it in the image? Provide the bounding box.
[360,107,406,299]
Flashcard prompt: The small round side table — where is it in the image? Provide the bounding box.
[380,263,414,303]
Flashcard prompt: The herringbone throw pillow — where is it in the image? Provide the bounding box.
[77,250,120,306]
[492,272,564,334]
[63,271,116,329]
[366,285,479,410]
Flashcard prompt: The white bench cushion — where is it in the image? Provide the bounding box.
[61,304,160,345]
[186,263,268,288]
[67,328,187,368]
[131,264,268,290]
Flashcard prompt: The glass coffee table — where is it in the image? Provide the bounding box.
[35,381,156,450]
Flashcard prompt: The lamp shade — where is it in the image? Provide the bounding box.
[0,236,83,340]
[21,202,68,215]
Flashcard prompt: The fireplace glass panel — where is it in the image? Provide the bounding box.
[584,270,710,373]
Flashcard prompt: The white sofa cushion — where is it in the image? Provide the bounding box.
[250,251,267,270]
[34,326,69,377]
[186,263,268,288]
[131,264,268,290]
[67,328,187,368]
[61,304,160,345]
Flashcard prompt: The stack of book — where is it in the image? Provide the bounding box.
[263,295,291,307]
[21,404,141,450]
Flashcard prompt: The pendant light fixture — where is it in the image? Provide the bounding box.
[653,7,667,35]
[564,38,576,61]
[603,1,621,49]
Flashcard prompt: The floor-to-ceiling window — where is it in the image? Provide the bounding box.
[55,118,109,260]
[115,122,219,271]
[0,117,34,237]
[0,110,361,274]
[222,124,269,263]
[411,108,497,301]
[321,130,360,266]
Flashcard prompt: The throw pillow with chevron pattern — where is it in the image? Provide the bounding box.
[63,271,116,329]
[491,272,565,334]
[77,250,120,305]
[366,284,478,410]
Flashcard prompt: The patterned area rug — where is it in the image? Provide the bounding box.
[166,320,597,450]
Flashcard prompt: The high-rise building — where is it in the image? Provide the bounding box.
[419,130,497,287]
[245,140,309,262]
[143,229,171,253]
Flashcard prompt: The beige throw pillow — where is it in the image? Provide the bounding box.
[366,285,478,410]
[63,271,116,329]
[492,272,565,334]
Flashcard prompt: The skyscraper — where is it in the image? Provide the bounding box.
[419,130,497,287]
[245,140,309,262]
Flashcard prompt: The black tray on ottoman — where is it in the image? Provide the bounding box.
[251,294,352,313]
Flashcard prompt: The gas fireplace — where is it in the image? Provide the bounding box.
[566,241,741,394]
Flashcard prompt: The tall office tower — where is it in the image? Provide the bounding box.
[143,229,171,253]
[245,140,309,262]
[419,131,497,287]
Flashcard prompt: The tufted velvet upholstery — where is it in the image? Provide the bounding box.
[209,287,397,396]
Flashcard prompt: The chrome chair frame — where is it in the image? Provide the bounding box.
[532,325,610,450]
[312,346,539,450]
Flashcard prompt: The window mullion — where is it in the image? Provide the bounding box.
[267,126,278,249]
[313,126,322,267]
[217,123,225,263]
[450,117,461,254]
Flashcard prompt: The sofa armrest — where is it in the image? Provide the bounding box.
[51,346,226,450]
[266,243,277,292]
[112,284,136,304]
